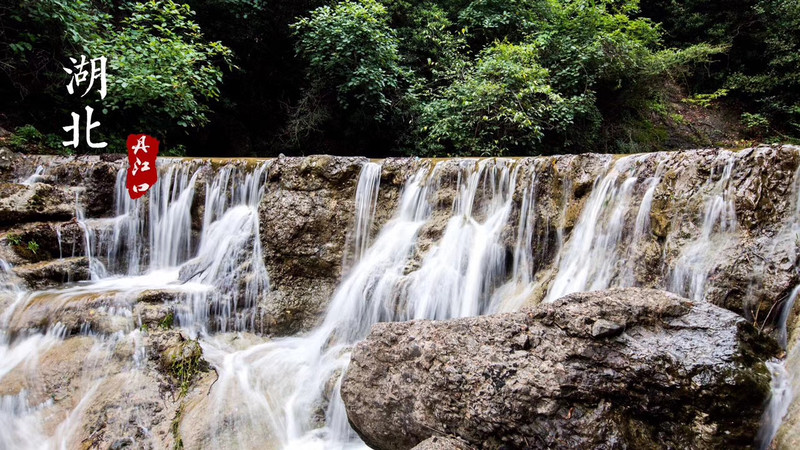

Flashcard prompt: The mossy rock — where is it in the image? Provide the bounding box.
[155,333,209,398]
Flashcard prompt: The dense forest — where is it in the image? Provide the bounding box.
[0,0,798,157]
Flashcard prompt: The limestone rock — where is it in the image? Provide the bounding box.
[342,288,776,450]
[13,256,90,289]
[258,156,365,335]
[0,182,75,225]
[411,436,475,450]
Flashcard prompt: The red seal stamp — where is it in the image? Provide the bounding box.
[126,134,159,199]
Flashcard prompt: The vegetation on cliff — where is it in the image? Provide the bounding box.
[0,0,797,156]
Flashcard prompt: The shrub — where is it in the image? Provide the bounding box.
[88,1,233,134]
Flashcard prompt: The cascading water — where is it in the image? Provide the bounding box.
[545,155,645,301]
[668,155,739,301]
[2,148,800,449]
[348,162,381,264]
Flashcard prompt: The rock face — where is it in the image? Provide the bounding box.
[0,182,75,225]
[412,436,474,450]
[13,256,90,289]
[257,155,369,334]
[0,328,210,450]
[341,288,776,449]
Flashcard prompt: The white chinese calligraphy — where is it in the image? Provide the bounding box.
[63,55,107,99]
[62,55,108,149]
[62,106,107,149]
[131,135,150,155]
[131,158,151,176]
[132,183,150,193]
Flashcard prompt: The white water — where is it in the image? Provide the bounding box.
[669,155,738,301]
[1,150,799,448]
[348,162,381,264]
[20,166,45,186]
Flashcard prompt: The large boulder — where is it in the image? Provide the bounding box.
[341,288,777,449]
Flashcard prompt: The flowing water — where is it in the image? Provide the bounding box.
[1,150,799,448]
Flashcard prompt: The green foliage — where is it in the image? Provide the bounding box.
[407,0,718,155]
[291,0,404,120]
[160,311,175,329]
[417,42,587,156]
[88,1,233,135]
[741,112,770,135]
[9,125,44,151]
[724,0,800,136]
[455,0,549,45]
[393,3,468,85]
[26,240,40,255]
[6,234,22,247]
[683,89,730,109]
[169,340,202,397]
[640,0,800,139]
[4,0,796,156]
[171,404,184,450]
[4,0,105,77]
[1,1,233,151]
[162,144,188,157]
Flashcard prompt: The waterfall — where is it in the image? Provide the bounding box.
[349,162,381,263]
[668,155,738,301]
[545,156,642,301]
[20,165,44,186]
[2,148,800,448]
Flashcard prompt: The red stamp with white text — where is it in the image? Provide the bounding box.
[126,134,159,199]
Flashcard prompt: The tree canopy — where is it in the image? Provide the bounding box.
[0,0,797,156]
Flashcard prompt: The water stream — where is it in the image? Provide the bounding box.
[0,150,798,448]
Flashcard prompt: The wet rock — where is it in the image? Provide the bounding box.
[411,436,475,450]
[109,437,134,449]
[74,368,179,449]
[0,147,18,176]
[177,371,280,449]
[100,153,126,163]
[6,291,134,336]
[256,279,338,335]
[130,290,181,330]
[133,302,175,329]
[259,156,365,334]
[45,157,123,218]
[147,329,209,395]
[13,256,90,289]
[135,289,181,304]
[774,343,800,449]
[0,330,207,449]
[3,220,88,261]
[732,146,799,232]
[342,288,775,450]
[0,336,98,406]
[84,161,121,217]
[590,318,623,338]
[0,182,75,225]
